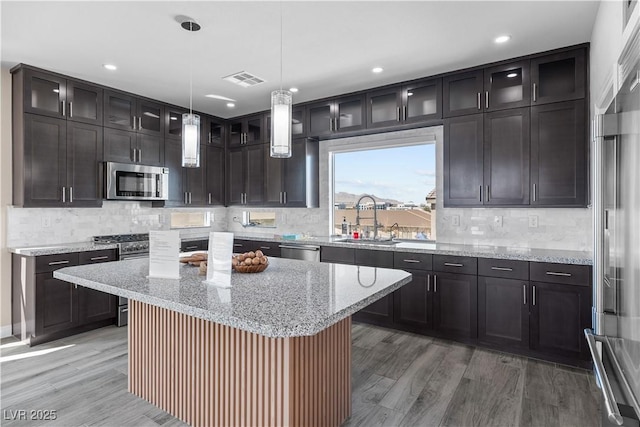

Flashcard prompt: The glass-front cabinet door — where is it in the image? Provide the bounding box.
[367,86,402,129]
[308,101,333,136]
[66,81,103,125]
[136,100,164,135]
[205,117,225,146]
[245,114,263,144]
[443,70,484,118]
[403,78,442,123]
[165,107,187,139]
[23,70,66,118]
[104,91,135,130]
[335,95,365,132]
[531,49,586,105]
[228,121,244,147]
[484,60,530,112]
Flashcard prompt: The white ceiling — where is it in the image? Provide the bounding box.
[1,1,600,118]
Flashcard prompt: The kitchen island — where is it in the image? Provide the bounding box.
[54,257,412,427]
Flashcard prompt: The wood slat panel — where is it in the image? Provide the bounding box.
[129,300,351,427]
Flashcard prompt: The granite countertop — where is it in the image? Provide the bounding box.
[54,257,412,338]
[204,233,594,266]
[9,242,119,256]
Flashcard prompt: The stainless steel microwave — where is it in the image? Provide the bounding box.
[105,162,169,201]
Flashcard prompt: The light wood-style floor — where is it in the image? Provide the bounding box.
[0,323,601,427]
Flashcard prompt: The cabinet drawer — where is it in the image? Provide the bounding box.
[36,253,79,273]
[252,241,281,258]
[320,246,355,265]
[530,262,591,286]
[355,249,393,268]
[78,249,118,264]
[433,255,477,275]
[394,252,433,271]
[478,258,528,280]
[181,240,206,252]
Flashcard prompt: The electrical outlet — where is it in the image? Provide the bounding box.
[452,215,460,227]
[528,215,539,228]
[494,215,503,227]
[42,217,51,227]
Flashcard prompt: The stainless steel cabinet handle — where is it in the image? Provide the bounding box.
[397,107,401,122]
[132,115,137,130]
[90,256,109,261]
[260,246,271,250]
[283,192,287,204]
[485,91,489,109]
[491,266,513,271]
[138,149,142,162]
[184,192,188,204]
[532,183,537,202]
[533,83,537,102]
[131,148,135,162]
[584,329,624,425]
[533,285,536,305]
[69,187,73,203]
[427,274,430,292]
[487,185,490,202]
[185,245,198,250]
[434,275,437,292]
[233,243,243,247]
[61,101,65,116]
[62,186,66,203]
[444,262,463,267]
[546,271,572,277]
[69,102,73,118]
[403,259,421,263]
[208,193,212,204]
[480,185,483,202]
[138,117,142,130]
[279,192,283,204]
[189,192,192,204]
[523,284,527,305]
[48,260,69,266]
[404,105,408,121]
[122,308,129,313]
[477,92,481,110]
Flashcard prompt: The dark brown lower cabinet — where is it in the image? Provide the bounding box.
[478,277,529,349]
[393,270,431,332]
[432,272,478,340]
[530,281,591,361]
[13,249,118,346]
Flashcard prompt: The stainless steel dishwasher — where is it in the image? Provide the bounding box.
[279,243,321,262]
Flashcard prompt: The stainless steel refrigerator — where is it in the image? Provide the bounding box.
[589,55,640,426]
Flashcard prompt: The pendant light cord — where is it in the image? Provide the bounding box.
[189,21,193,115]
[280,1,283,92]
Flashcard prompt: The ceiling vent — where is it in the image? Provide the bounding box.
[223,71,266,87]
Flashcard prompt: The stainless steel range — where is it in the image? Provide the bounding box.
[94,233,150,326]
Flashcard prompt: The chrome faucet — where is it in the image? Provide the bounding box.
[355,194,379,240]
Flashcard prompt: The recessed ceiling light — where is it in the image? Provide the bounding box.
[289,87,299,93]
[103,64,117,71]
[372,67,384,73]
[227,103,235,108]
[205,94,236,102]
[494,35,511,44]
[507,72,518,78]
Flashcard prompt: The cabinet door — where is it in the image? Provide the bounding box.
[355,249,393,268]
[104,91,135,131]
[443,70,484,118]
[484,60,530,111]
[432,272,478,339]
[478,277,529,349]
[137,133,164,166]
[403,78,442,123]
[307,101,334,136]
[531,49,586,105]
[335,95,365,132]
[530,281,591,360]
[483,108,530,205]
[245,114,264,145]
[366,86,402,129]
[22,114,67,207]
[393,271,432,332]
[228,120,244,147]
[264,153,284,205]
[66,122,103,207]
[67,80,103,125]
[79,288,116,325]
[23,69,66,118]
[35,273,79,335]
[443,114,483,206]
[164,138,186,205]
[530,100,586,206]
[353,293,394,327]
[103,127,135,164]
[320,246,355,264]
[166,107,188,139]
[245,145,265,204]
[206,146,225,205]
[227,147,245,205]
[185,145,207,205]
[291,106,307,137]
[283,139,308,207]
[205,116,225,146]
[136,99,164,136]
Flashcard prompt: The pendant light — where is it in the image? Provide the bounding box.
[270,2,292,158]
[181,19,201,168]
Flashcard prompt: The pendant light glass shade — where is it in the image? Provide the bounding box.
[270,89,292,158]
[182,113,200,167]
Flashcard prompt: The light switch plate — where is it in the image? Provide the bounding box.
[452,215,460,227]
[494,216,503,227]
[528,215,539,228]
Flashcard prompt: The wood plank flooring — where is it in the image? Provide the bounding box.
[1,323,601,427]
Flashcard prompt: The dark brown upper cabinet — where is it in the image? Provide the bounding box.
[531,49,586,105]
[366,78,442,129]
[226,144,265,205]
[307,94,366,137]
[443,114,484,206]
[264,105,308,141]
[164,139,207,206]
[103,128,164,167]
[206,146,225,205]
[483,108,530,205]
[228,113,264,147]
[204,116,225,147]
[530,100,587,207]
[444,61,530,118]
[104,90,164,135]
[164,106,188,139]
[20,68,103,126]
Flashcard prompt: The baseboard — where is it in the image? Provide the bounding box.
[0,324,12,339]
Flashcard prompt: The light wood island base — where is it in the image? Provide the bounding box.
[129,300,352,427]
